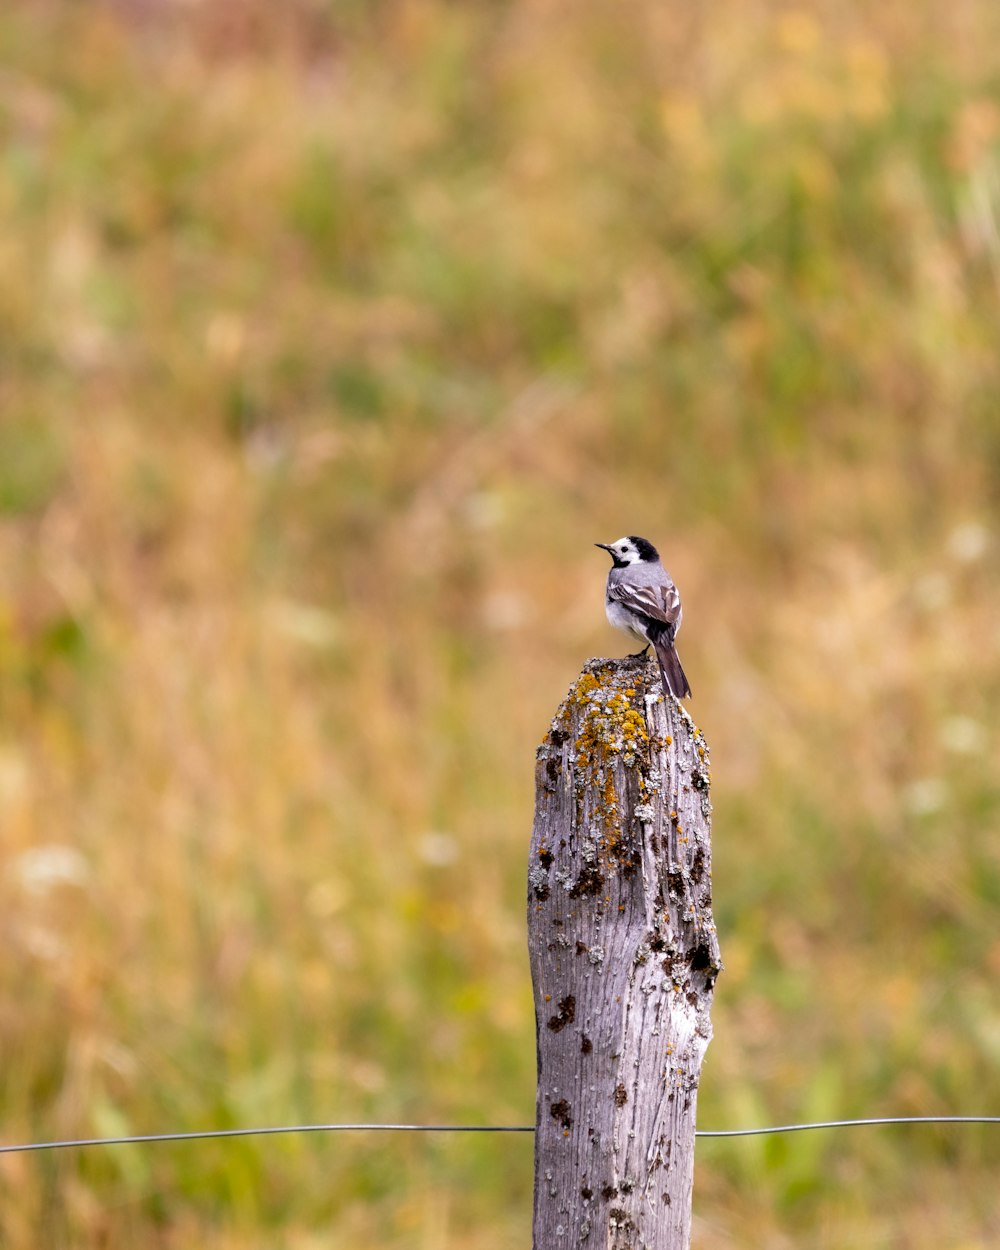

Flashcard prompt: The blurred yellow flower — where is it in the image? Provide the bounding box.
[776,9,821,55]
[660,91,709,159]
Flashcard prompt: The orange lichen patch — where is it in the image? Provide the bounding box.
[571,678,649,771]
[570,672,651,842]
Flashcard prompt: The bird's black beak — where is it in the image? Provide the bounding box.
[595,543,614,554]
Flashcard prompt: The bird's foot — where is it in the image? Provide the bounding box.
[627,644,651,659]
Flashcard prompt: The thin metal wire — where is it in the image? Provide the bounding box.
[695,1116,1000,1138]
[2,1116,1000,1155]
[0,1124,532,1155]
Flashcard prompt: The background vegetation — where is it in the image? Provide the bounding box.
[1,0,999,1245]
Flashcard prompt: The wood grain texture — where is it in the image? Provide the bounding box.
[528,655,720,1249]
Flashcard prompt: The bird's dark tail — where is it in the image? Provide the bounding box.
[655,641,691,699]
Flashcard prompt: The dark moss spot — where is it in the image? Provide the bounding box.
[533,882,550,902]
[546,757,561,783]
[601,1185,617,1201]
[612,834,637,865]
[620,1178,634,1194]
[649,933,666,953]
[550,727,569,747]
[691,942,712,972]
[569,864,604,898]
[538,848,554,870]
[662,1192,672,1205]
[690,847,706,885]
[576,940,589,955]
[547,995,576,1032]
[550,1099,572,1129]
[613,1083,628,1107]
[660,950,685,980]
[691,768,709,791]
[580,1035,593,1054]
[581,1186,593,1200]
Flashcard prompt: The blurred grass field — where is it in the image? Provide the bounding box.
[1,0,999,1245]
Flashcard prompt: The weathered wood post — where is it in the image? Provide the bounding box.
[528,654,720,1248]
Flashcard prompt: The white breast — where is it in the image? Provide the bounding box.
[605,597,649,643]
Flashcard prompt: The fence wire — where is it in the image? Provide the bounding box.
[2,1116,999,1155]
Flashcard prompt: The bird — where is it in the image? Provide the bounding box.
[595,535,691,699]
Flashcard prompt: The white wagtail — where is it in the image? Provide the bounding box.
[595,536,691,699]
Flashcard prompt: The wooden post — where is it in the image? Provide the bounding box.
[528,655,720,1249]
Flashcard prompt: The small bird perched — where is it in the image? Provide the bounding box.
[595,535,691,699]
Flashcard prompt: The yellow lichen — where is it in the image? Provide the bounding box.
[563,665,661,870]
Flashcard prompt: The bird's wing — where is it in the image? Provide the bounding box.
[608,577,681,628]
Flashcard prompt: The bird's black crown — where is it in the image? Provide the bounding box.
[629,536,660,562]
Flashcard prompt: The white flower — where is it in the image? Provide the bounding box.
[416,832,458,867]
[940,716,987,755]
[904,778,947,816]
[12,845,90,895]
[947,522,989,564]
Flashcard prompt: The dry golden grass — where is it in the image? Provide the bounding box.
[0,0,999,1245]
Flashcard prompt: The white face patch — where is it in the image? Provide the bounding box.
[610,537,640,565]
